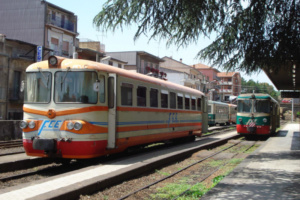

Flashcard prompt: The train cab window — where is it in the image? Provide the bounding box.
[150,88,158,107]
[137,86,147,107]
[54,71,98,104]
[121,83,133,106]
[191,97,196,110]
[185,95,190,110]
[161,90,168,108]
[177,94,183,109]
[197,98,201,111]
[170,92,176,109]
[99,75,105,103]
[254,100,270,113]
[25,72,52,103]
[237,100,251,112]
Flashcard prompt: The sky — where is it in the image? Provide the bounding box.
[47,0,276,89]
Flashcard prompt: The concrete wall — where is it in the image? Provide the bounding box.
[0,120,22,140]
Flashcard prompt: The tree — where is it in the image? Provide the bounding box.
[94,0,299,74]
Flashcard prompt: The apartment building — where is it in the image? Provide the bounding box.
[194,63,220,100]
[105,51,164,76]
[0,0,78,60]
[217,72,242,102]
[161,57,207,92]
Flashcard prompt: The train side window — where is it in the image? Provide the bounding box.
[99,75,105,103]
[177,93,183,109]
[161,90,168,108]
[185,95,190,110]
[197,98,201,111]
[170,92,176,109]
[191,97,196,110]
[137,86,147,107]
[121,83,133,106]
[150,88,158,107]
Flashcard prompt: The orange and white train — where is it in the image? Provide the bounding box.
[20,56,206,159]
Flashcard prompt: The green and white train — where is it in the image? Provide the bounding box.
[207,101,229,126]
[236,93,280,136]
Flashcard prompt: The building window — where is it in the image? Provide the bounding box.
[121,83,133,106]
[137,86,146,107]
[51,37,59,53]
[61,15,65,27]
[170,92,176,109]
[150,88,158,107]
[52,11,56,20]
[118,64,122,68]
[109,61,113,66]
[13,71,21,100]
[62,41,69,55]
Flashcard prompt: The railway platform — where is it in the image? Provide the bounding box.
[202,122,300,200]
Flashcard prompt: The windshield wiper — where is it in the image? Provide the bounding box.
[60,67,71,89]
[37,67,49,88]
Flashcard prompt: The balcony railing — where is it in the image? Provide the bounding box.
[47,15,75,32]
[219,89,232,93]
[218,81,232,85]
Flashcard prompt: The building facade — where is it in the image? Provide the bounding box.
[105,51,164,75]
[194,63,220,100]
[217,72,242,102]
[0,35,36,120]
[160,57,207,92]
[0,0,78,60]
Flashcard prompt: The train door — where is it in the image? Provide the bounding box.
[107,73,117,149]
[202,97,208,133]
[271,102,277,134]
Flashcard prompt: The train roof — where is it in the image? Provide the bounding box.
[237,93,278,103]
[26,57,204,97]
[208,100,229,106]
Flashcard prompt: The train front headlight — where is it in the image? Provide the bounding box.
[74,122,83,130]
[67,122,74,130]
[263,118,267,123]
[28,121,36,129]
[208,116,211,119]
[20,120,28,129]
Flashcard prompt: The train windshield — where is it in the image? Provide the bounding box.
[54,71,98,103]
[237,100,252,112]
[254,100,270,113]
[24,72,52,103]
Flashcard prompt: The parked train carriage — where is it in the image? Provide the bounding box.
[228,104,237,124]
[236,93,280,136]
[207,101,229,126]
[20,56,205,159]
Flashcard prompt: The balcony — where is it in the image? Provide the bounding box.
[219,89,232,93]
[47,15,76,33]
[218,81,232,85]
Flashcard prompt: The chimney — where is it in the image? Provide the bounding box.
[180,58,182,62]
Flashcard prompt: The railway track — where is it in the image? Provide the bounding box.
[0,140,23,149]
[117,139,254,200]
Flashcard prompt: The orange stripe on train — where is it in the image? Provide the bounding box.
[23,106,108,118]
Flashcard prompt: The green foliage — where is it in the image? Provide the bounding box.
[151,182,209,199]
[94,0,299,74]
[155,169,170,176]
[241,79,280,100]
